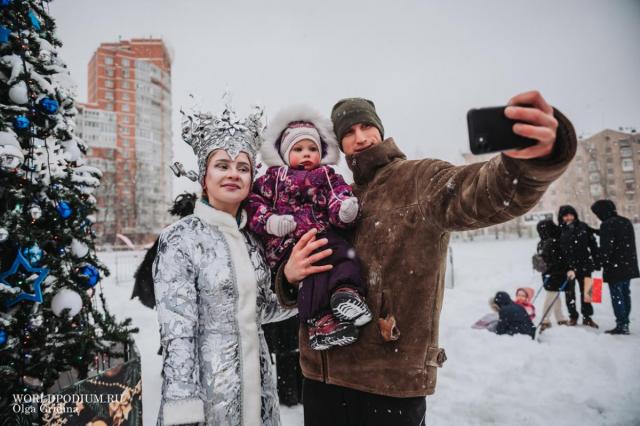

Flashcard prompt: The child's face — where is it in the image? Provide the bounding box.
[516,290,527,302]
[289,139,321,171]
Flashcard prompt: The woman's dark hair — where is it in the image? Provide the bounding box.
[169,193,197,217]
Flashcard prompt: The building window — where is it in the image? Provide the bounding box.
[121,103,130,112]
[589,172,600,183]
[104,56,113,65]
[625,180,635,193]
[122,93,130,101]
[106,103,113,111]
[621,147,633,158]
[605,146,612,153]
[590,184,602,197]
[105,79,114,88]
[122,69,130,78]
[607,168,614,175]
[122,81,129,89]
[105,91,114,100]
[588,161,598,172]
[606,157,613,163]
[106,68,114,77]
[622,158,634,172]
[122,116,130,124]
[122,58,130,66]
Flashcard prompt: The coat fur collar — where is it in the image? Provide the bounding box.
[261,104,340,167]
[347,138,407,185]
[194,199,248,232]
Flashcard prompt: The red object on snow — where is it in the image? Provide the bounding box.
[591,277,603,304]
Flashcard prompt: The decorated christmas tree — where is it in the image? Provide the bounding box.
[0,0,136,421]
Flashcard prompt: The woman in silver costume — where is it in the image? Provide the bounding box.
[153,103,299,425]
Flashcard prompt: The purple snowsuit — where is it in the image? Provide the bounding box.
[247,165,366,322]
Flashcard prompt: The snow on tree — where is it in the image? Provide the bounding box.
[0,0,135,421]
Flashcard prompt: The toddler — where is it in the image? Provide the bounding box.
[247,106,371,350]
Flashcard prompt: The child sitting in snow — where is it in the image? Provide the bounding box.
[514,287,536,320]
[247,106,371,351]
[491,291,536,338]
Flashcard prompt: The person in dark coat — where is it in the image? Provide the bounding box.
[130,192,197,308]
[591,199,639,335]
[491,291,535,338]
[535,219,570,330]
[557,205,600,328]
[262,287,303,406]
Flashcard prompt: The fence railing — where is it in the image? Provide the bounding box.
[98,250,145,286]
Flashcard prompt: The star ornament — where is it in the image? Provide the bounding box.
[1,250,49,308]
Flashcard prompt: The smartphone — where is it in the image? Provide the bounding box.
[467,106,537,155]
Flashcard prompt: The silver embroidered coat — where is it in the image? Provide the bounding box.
[154,201,297,426]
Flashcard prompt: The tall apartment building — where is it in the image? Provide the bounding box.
[74,103,117,244]
[458,129,640,240]
[85,38,172,244]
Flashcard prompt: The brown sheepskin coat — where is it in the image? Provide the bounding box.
[276,109,577,397]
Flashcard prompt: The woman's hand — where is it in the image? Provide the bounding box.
[284,229,332,284]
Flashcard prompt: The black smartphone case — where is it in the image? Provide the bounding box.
[467,106,537,155]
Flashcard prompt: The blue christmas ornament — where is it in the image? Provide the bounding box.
[0,25,10,44]
[21,244,43,265]
[1,0,12,8]
[28,10,41,31]
[0,329,6,346]
[14,115,30,130]
[79,265,99,287]
[1,250,48,308]
[39,97,59,114]
[56,201,72,219]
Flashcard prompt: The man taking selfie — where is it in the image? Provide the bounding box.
[277,91,577,426]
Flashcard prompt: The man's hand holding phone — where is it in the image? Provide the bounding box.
[503,90,559,160]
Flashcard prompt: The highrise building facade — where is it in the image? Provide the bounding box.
[85,38,172,244]
[74,103,117,243]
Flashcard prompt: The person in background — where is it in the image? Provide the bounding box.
[591,199,639,335]
[534,219,569,332]
[514,287,536,320]
[557,205,600,328]
[491,291,536,338]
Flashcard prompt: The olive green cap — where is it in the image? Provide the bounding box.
[330,97,384,150]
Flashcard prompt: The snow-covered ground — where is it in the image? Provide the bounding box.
[99,237,640,425]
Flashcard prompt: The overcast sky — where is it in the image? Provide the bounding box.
[49,0,640,196]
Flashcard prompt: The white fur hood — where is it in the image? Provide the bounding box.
[261,104,340,167]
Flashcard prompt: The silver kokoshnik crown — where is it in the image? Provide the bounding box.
[181,101,265,184]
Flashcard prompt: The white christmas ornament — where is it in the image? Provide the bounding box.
[71,238,89,258]
[0,228,8,242]
[28,204,42,220]
[8,81,29,105]
[51,288,83,317]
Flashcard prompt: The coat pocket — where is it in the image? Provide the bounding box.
[424,346,447,368]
